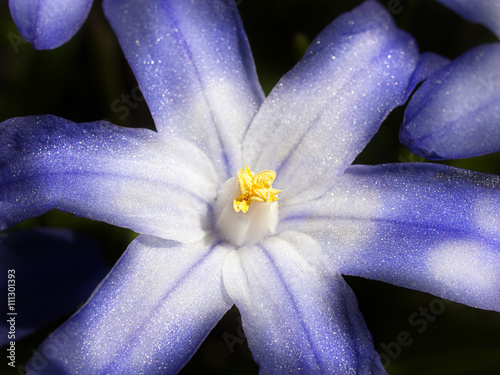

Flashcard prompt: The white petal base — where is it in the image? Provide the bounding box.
[214,177,279,246]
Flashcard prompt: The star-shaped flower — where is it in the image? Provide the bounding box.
[1,1,500,374]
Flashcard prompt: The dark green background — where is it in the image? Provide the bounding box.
[1,0,499,374]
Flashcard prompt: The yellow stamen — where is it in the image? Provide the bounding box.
[233,166,282,213]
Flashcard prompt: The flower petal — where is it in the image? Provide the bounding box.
[0,115,217,243]
[243,0,418,204]
[280,163,500,311]
[103,0,264,180]
[436,0,500,39]
[406,52,450,94]
[400,43,500,160]
[26,235,233,374]
[223,231,385,374]
[0,228,108,346]
[9,0,93,49]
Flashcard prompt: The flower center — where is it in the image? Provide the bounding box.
[214,166,282,246]
[233,166,282,213]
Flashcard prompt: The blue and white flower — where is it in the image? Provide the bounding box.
[1,1,499,373]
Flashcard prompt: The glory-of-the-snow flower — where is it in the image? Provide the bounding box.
[1,1,500,374]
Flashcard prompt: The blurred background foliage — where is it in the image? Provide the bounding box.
[1,0,500,374]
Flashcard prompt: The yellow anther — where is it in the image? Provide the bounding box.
[233,166,282,213]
